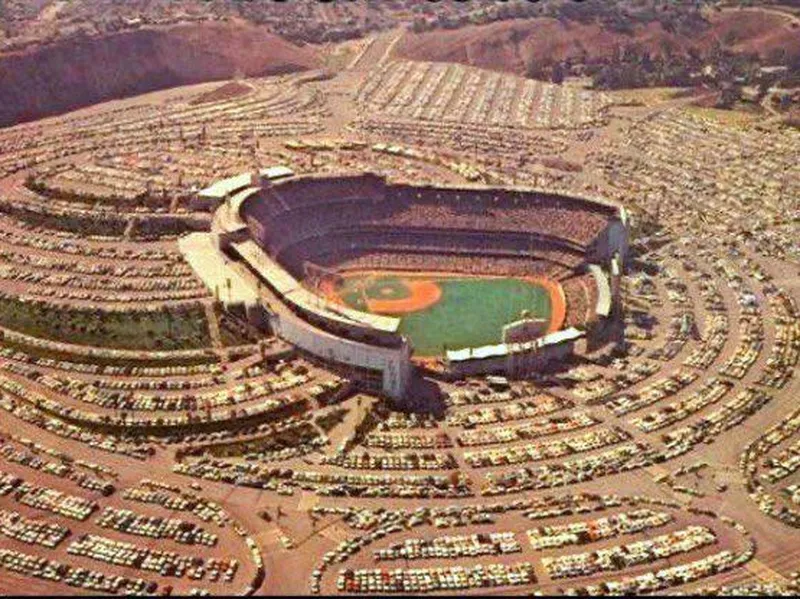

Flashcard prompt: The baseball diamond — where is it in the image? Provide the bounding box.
[334,274,555,357]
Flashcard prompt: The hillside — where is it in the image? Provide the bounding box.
[0,21,320,127]
[711,9,800,60]
[394,10,800,78]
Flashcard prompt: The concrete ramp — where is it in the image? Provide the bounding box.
[179,232,258,308]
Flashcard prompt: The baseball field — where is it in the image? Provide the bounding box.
[332,273,561,356]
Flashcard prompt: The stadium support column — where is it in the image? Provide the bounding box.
[610,254,626,350]
[596,213,630,267]
[382,338,413,402]
[610,255,622,309]
[617,206,630,268]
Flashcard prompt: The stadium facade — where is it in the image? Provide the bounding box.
[182,168,629,402]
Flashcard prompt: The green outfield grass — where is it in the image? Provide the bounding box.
[338,275,552,356]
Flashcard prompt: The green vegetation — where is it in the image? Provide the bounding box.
[340,276,552,356]
[199,423,321,459]
[218,313,261,348]
[0,297,212,351]
[131,216,209,240]
[25,176,165,209]
[0,335,218,367]
[0,201,128,237]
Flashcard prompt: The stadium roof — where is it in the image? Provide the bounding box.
[198,167,293,200]
[228,187,260,218]
[198,172,253,200]
[261,165,294,180]
[540,327,584,346]
[447,343,508,362]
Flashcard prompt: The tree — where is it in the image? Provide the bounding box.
[766,47,787,66]
[551,63,566,85]
[716,85,742,110]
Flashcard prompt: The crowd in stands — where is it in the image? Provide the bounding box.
[256,178,613,258]
[562,274,596,328]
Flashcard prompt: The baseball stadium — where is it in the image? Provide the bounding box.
[186,169,628,401]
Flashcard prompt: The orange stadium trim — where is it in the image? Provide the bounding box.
[525,276,566,334]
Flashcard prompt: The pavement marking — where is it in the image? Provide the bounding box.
[646,465,671,479]
[297,490,320,512]
[257,526,285,546]
[745,559,790,585]
[320,524,351,544]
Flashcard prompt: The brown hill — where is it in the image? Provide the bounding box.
[394,11,800,76]
[0,21,320,127]
[710,10,800,60]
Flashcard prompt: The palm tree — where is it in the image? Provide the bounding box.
[165,310,174,340]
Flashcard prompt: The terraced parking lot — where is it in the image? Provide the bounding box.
[0,7,798,596]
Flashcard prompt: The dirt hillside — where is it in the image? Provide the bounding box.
[394,11,799,76]
[0,21,320,127]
